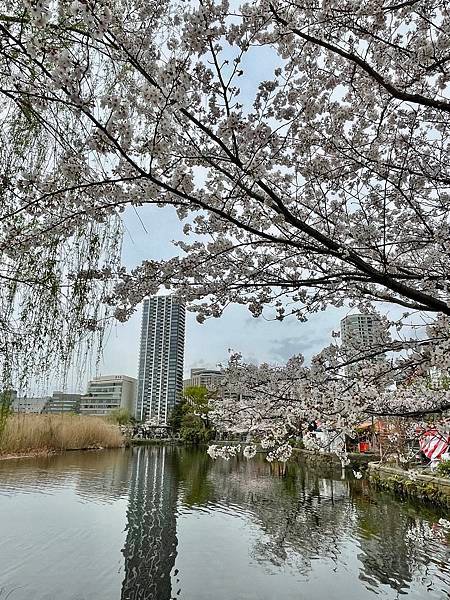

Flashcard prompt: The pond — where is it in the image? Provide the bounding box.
[0,446,449,600]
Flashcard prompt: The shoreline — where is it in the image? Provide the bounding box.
[0,449,59,461]
[0,445,126,461]
[3,442,449,510]
[368,462,450,508]
[292,447,378,469]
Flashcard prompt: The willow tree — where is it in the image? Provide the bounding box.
[0,105,121,388]
[1,1,450,428]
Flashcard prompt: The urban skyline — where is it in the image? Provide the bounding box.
[11,309,388,419]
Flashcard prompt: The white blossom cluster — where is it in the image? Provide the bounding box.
[207,444,241,460]
[243,444,257,459]
[265,443,293,463]
[206,350,450,463]
[207,441,292,463]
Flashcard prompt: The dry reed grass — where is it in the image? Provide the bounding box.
[0,414,124,455]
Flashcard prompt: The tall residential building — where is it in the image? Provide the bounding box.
[136,296,185,424]
[340,314,384,349]
[183,368,223,391]
[80,375,137,417]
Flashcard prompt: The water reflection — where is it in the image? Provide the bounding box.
[203,458,450,598]
[208,460,357,574]
[355,495,450,595]
[121,447,178,600]
[0,449,131,502]
[0,447,449,600]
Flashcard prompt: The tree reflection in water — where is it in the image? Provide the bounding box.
[207,457,450,596]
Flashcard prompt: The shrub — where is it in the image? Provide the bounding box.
[436,459,450,478]
[0,391,13,439]
[180,413,215,444]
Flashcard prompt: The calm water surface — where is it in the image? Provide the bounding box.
[0,446,449,600]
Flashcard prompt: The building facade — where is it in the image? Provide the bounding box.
[340,314,384,349]
[12,396,48,413]
[183,368,223,391]
[136,296,185,424]
[80,375,137,417]
[43,391,81,414]
[182,367,253,409]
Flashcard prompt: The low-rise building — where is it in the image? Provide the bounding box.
[43,391,81,414]
[12,396,48,413]
[182,367,252,407]
[80,375,137,417]
[183,368,224,391]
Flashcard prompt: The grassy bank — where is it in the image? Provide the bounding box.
[0,414,124,456]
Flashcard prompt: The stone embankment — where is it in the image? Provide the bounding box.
[368,462,450,508]
[293,448,378,470]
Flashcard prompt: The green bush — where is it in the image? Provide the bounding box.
[436,459,450,478]
[170,386,215,444]
[180,413,215,444]
[0,391,13,439]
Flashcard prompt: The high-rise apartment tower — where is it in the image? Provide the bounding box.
[340,313,384,348]
[136,296,185,424]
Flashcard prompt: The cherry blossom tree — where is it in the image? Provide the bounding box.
[1,0,450,432]
[207,346,450,464]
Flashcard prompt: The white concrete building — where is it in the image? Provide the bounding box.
[80,375,137,417]
[136,296,185,424]
[43,392,81,414]
[183,368,224,391]
[12,396,48,413]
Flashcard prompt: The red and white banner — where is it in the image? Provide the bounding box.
[419,429,450,461]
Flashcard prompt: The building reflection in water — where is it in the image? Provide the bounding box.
[121,446,179,600]
[117,447,450,598]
